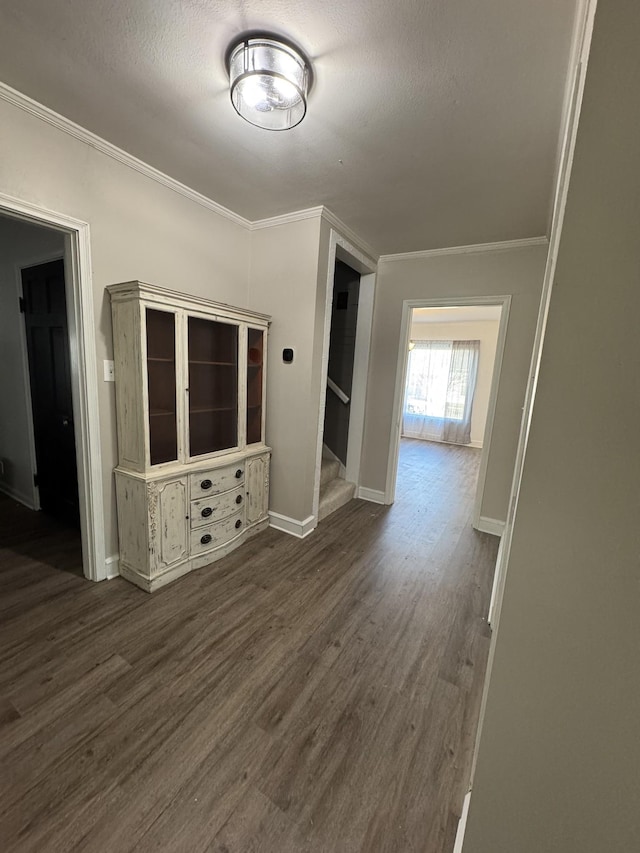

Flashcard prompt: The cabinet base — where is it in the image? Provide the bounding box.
[120,518,270,593]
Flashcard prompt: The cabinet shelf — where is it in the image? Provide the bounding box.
[190,405,235,414]
[147,357,174,363]
[149,409,175,417]
[189,360,236,366]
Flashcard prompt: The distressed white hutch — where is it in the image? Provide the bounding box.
[108,281,270,591]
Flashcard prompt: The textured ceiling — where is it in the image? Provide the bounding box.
[0,0,578,254]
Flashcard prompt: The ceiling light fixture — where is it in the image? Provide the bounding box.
[226,34,311,131]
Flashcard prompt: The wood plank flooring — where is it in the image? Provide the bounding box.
[0,440,499,852]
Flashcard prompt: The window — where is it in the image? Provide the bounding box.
[403,340,480,445]
[406,341,457,419]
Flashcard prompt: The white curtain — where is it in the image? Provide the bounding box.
[402,340,480,445]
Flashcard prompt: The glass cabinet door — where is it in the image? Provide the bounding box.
[246,327,264,445]
[146,308,178,465]
[187,316,238,456]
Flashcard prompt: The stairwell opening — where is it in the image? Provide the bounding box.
[318,259,360,521]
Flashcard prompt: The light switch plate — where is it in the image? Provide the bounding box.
[103,359,115,382]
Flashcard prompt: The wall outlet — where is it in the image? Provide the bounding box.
[103,360,115,382]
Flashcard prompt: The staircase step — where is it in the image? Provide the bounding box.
[320,457,341,487]
[319,477,356,521]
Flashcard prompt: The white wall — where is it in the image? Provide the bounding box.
[248,217,373,529]
[248,216,328,526]
[408,318,500,447]
[0,97,251,566]
[463,1,640,850]
[361,245,547,522]
[0,216,65,506]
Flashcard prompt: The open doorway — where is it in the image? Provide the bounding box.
[387,297,511,533]
[0,215,81,571]
[313,230,376,526]
[318,259,361,519]
[0,196,104,582]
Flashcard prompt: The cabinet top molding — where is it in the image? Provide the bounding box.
[107,281,271,325]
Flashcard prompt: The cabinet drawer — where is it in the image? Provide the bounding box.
[190,486,244,529]
[190,463,244,498]
[190,512,244,556]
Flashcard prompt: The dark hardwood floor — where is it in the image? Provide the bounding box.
[0,440,498,852]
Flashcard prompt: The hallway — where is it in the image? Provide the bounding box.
[0,440,498,852]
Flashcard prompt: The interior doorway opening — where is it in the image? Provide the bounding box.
[393,302,503,537]
[0,214,82,571]
[387,297,511,533]
[0,194,104,582]
[318,258,361,520]
[313,230,377,526]
[323,259,361,467]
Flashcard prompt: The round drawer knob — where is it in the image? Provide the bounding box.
[201,507,213,518]
[235,495,243,505]
[200,533,212,545]
[235,519,242,530]
[201,479,212,490]
[235,469,243,479]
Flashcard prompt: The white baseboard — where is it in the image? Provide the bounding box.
[488,534,506,627]
[453,790,472,853]
[0,481,37,509]
[357,486,387,504]
[269,511,316,539]
[474,516,505,536]
[401,435,482,450]
[104,553,120,579]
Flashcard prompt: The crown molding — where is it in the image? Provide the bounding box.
[379,236,548,264]
[0,80,380,258]
[0,81,251,230]
[250,206,325,230]
[251,205,379,263]
[321,208,379,264]
[1,80,544,266]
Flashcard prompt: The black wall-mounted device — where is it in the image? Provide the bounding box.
[282,348,294,363]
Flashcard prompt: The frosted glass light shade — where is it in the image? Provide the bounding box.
[228,37,310,131]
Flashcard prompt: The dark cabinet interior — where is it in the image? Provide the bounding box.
[188,316,238,457]
[247,328,264,445]
[144,308,265,465]
[146,308,178,465]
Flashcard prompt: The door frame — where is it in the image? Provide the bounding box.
[0,191,105,582]
[312,229,377,522]
[385,294,511,532]
[14,250,66,511]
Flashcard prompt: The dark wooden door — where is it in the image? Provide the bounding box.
[22,259,80,526]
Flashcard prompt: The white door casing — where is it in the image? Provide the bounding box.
[0,191,105,581]
[385,294,511,533]
[312,229,377,524]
